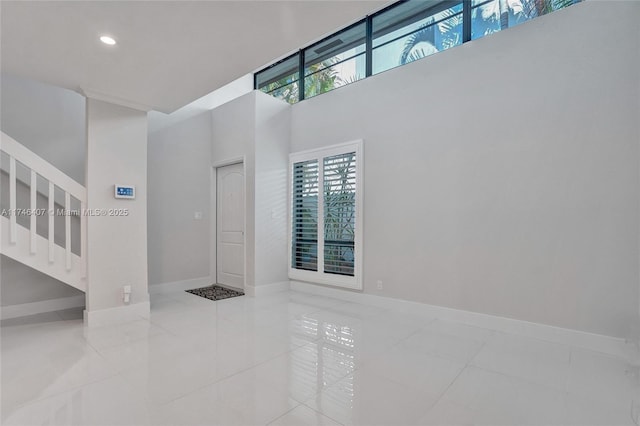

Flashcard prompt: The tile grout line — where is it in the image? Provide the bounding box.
[156,334,321,407]
[417,335,492,419]
[264,404,302,426]
[299,400,347,426]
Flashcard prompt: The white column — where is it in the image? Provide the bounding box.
[84,98,149,326]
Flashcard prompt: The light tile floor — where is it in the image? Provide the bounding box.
[1,290,639,425]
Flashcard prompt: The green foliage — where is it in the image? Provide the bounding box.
[261,58,345,104]
[401,0,579,65]
[260,73,299,105]
[520,0,577,17]
[437,9,464,50]
[400,7,462,65]
[263,55,364,103]
[304,61,340,99]
[400,19,436,65]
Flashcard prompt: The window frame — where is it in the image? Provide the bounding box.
[255,0,581,102]
[255,52,302,104]
[288,140,364,290]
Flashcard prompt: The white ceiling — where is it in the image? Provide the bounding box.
[1,0,388,113]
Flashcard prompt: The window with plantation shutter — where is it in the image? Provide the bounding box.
[289,140,363,290]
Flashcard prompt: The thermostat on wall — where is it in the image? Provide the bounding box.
[114,185,135,199]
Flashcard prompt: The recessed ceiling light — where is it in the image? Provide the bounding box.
[99,36,116,45]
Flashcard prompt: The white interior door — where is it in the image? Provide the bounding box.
[216,163,245,288]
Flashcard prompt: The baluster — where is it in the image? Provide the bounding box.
[9,156,16,244]
[30,170,37,254]
[65,192,71,271]
[48,181,54,263]
[80,200,87,278]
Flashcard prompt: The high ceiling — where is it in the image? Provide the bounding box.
[1,1,388,113]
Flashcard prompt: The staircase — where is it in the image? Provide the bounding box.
[0,131,86,292]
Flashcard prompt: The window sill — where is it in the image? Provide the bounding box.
[289,268,362,290]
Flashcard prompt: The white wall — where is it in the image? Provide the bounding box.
[1,256,83,306]
[148,112,212,285]
[148,74,253,134]
[211,92,256,289]
[289,1,640,338]
[211,92,255,163]
[210,92,290,292]
[254,93,290,287]
[1,73,85,184]
[85,99,149,315]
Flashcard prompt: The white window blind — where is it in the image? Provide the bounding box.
[323,152,356,276]
[289,140,363,290]
[291,159,319,272]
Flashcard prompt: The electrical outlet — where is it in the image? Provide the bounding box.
[376,280,383,290]
[123,285,132,304]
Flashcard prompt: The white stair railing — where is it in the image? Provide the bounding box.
[0,131,86,292]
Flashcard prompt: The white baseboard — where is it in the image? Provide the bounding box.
[1,295,85,320]
[84,301,150,327]
[149,276,211,295]
[290,281,633,361]
[245,281,290,297]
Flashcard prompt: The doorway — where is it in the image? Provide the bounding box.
[216,162,244,289]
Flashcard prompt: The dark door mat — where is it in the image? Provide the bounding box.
[185,285,244,301]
